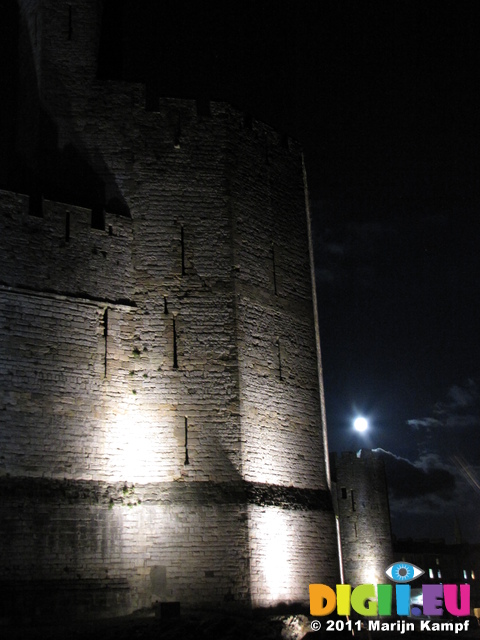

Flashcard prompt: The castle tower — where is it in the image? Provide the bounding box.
[0,0,339,617]
[331,450,393,587]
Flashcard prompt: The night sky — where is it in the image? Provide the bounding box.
[3,0,480,543]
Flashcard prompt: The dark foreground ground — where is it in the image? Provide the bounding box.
[1,610,480,640]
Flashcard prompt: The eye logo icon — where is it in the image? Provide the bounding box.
[385,562,424,583]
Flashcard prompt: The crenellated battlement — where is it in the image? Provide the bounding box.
[0,189,134,302]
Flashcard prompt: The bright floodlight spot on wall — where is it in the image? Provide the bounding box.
[354,417,368,433]
[250,506,293,606]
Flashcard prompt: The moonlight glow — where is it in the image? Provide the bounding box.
[354,417,368,432]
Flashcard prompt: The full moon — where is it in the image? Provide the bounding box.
[353,417,368,432]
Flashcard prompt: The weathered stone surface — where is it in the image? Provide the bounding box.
[0,0,339,618]
[331,450,394,587]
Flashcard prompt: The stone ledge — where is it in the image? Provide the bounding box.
[0,477,333,512]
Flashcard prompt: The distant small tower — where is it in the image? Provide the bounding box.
[330,450,393,586]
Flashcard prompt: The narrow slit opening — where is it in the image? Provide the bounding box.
[174,117,181,149]
[184,416,189,465]
[65,211,70,243]
[103,308,108,378]
[173,317,178,369]
[272,242,277,295]
[277,339,282,381]
[181,226,185,276]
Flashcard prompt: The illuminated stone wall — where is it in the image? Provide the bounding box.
[0,0,339,618]
[331,450,394,587]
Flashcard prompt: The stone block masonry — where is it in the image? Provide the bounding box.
[331,450,394,587]
[0,0,339,618]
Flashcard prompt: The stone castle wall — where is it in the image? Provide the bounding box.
[0,0,339,618]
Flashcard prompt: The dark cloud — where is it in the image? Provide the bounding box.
[388,456,480,543]
[387,380,480,541]
[407,417,441,429]
[369,444,480,542]
[431,381,480,431]
[445,415,479,428]
[406,379,480,463]
[447,381,478,408]
[373,448,456,500]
